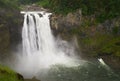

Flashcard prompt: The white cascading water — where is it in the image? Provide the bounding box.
[22,12,57,56]
[15,11,80,78]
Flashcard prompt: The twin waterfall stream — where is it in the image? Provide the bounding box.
[22,12,55,56]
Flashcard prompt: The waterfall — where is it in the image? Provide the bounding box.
[22,12,56,56]
[15,11,80,78]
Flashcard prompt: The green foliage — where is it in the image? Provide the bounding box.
[0,65,22,81]
[0,0,19,9]
[37,0,50,7]
[112,26,120,35]
[100,37,120,56]
[79,33,120,57]
[45,0,81,14]
[37,0,120,22]
[19,0,40,4]
[67,20,120,57]
[14,0,120,22]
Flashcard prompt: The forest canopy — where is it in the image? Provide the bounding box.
[35,0,120,22]
[0,0,120,22]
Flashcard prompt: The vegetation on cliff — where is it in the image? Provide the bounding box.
[0,0,19,9]
[0,64,23,81]
[14,0,120,23]
[37,0,120,23]
[68,16,120,57]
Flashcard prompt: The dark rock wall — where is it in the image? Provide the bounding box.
[0,25,9,55]
[0,8,22,56]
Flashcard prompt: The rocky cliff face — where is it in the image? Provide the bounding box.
[0,7,22,58]
[50,9,82,38]
[51,10,120,36]
[50,9,120,69]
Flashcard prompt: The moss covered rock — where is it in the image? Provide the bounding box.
[0,64,24,81]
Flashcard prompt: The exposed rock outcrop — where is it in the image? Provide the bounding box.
[50,7,120,36]
[50,9,82,36]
